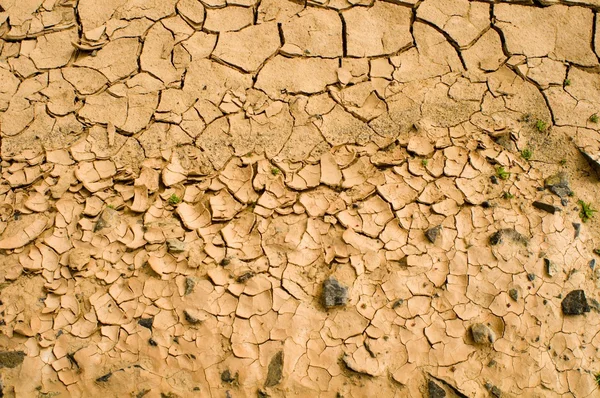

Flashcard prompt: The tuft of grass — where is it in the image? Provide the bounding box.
[496,166,510,180]
[559,159,567,166]
[421,159,428,167]
[590,114,599,124]
[107,204,114,209]
[271,167,281,176]
[521,148,532,161]
[168,194,181,205]
[535,120,548,132]
[595,372,600,387]
[502,192,514,199]
[564,78,571,86]
[578,200,597,223]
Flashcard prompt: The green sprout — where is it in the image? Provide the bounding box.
[271,167,281,176]
[590,114,598,124]
[564,78,571,86]
[559,159,567,166]
[578,200,597,223]
[421,159,428,167]
[168,194,181,205]
[107,204,115,209]
[593,249,600,256]
[595,372,600,387]
[521,148,532,161]
[502,192,515,199]
[535,120,547,132]
[496,166,510,180]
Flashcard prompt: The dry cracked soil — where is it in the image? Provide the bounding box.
[2,0,600,397]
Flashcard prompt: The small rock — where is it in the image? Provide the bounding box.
[533,201,560,214]
[545,172,571,201]
[573,222,581,238]
[425,225,442,243]
[544,172,569,189]
[484,382,502,398]
[94,207,119,232]
[236,271,255,283]
[322,277,348,308]
[184,309,201,324]
[138,318,153,329]
[0,351,25,368]
[579,149,600,176]
[590,259,596,270]
[489,228,528,246]
[544,258,558,277]
[471,323,495,345]
[490,175,499,185]
[508,288,519,301]
[264,351,284,387]
[221,369,237,384]
[167,238,186,253]
[527,273,536,281]
[561,290,590,315]
[184,277,195,295]
[68,248,90,271]
[428,380,446,398]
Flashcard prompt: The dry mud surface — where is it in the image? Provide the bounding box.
[3,0,600,397]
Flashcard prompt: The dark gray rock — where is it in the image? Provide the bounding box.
[489,229,528,246]
[579,149,600,176]
[322,277,348,308]
[0,351,25,368]
[471,323,496,345]
[425,225,442,243]
[573,223,581,238]
[544,258,558,277]
[428,380,446,398]
[533,201,560,214]
[264,351,284,387]
[561,290,590,315]
[508,288,519,301]
[545,171,572,202]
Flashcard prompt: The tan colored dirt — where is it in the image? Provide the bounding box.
[1,0,600,397]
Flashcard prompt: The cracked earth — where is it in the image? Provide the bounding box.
[2,0,600,397]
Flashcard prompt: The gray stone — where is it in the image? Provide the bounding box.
[425,225,442,243]
[544,258,558,277]
[428,380,446,398]
[533,201,560,214]
[561,290,590,315]
[264,351,284,387]
[508,288,519,301]
[167,238,186,253]
[322,277,348,308]
[471,323,495,345]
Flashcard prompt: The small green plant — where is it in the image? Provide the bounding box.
[590,114,598,123]
[559,159,567,166]
[168,194,181,205]
[535,120,547,132]
[421,159,428,167]
[593,249,600,256]
[521,148,532,161]
[107,204,114,209]
[578,200,597,223]
[564,78,571,86]
[496,166,510,180]
[502,192,514,199]
[595,372,600,387]
[271,167,281,176]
